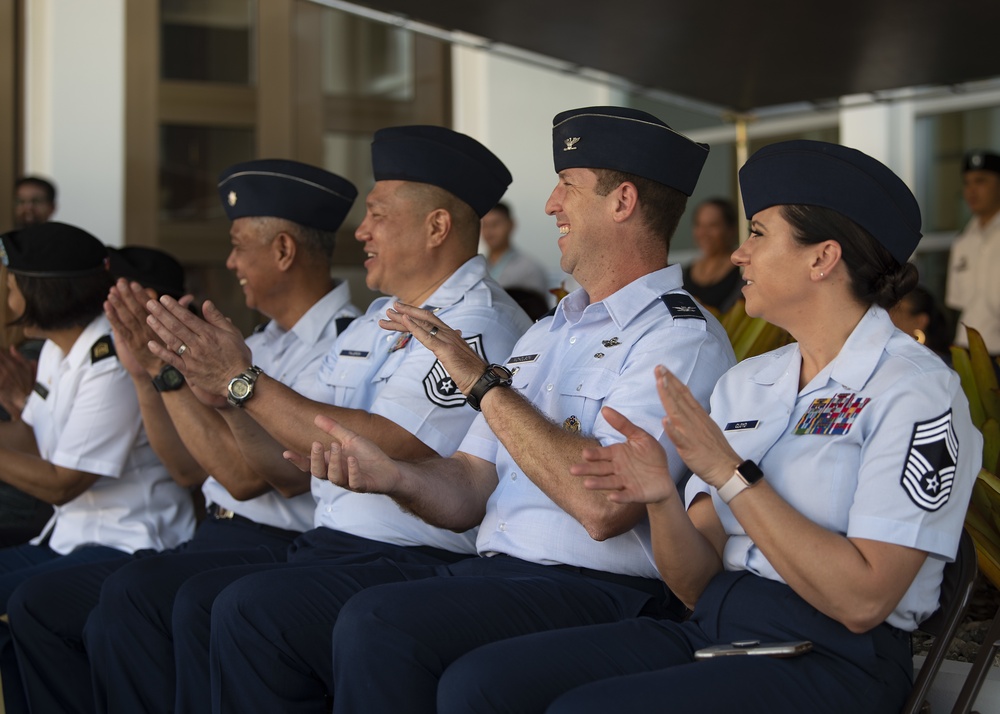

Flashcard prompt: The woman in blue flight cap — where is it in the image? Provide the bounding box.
[0,222,195,710]
[436,141,980,714]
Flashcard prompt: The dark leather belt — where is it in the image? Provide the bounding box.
[206,503,300,540]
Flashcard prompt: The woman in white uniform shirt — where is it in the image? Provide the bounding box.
[435,141,980,714]
[0,222,194,605]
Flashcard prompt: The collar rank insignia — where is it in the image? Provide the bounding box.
[228,190,238,206]
[91,335,117,364]
[660,294,705,321]
[594,352,605,359]
[602,337,621,348]
[32,381,49,400]
[563,137,580,151]
[563,416,580,432]
[388,333,412,353]
[901,410,957,512]
[794,392,870,436]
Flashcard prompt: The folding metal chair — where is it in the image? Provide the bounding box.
[901,528,978,714]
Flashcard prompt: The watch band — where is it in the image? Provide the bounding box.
[151,364,185,393]
[717,460,763,504]
[466,364,513,412]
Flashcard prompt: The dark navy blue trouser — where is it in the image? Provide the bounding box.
[436,571,914,714]
[0,543,126,714]
[97,527,470,714]
[316,556,678,714]
[6,517,297,714]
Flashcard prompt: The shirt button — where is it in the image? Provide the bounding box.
[576,384,582,391]
[546,384,553,391]
[511,472,518,481]
[326,506,332,513]
[569,336,577,344]
[498,522,507,532]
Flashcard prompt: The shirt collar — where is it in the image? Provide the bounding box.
[550,265,682,331]
[746,306,893,395]
[417,255,491,311]
[271,281,354,348]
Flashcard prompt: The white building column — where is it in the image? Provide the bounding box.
[24,0,126,246]
[451,43,614,282]
[839,92,917,191]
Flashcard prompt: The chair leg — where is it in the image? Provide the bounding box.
[950,610,1000,714]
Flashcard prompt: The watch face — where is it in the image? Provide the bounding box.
[164,369,184,388]
[230,379,251,400]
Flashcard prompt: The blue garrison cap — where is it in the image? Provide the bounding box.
[371,126,512,217]
[739,140,922,265]
[0,222,108,277]
[109,246,186,299]
[552,107,709,196]
[963,150,1000,175]
[217,159,357,232]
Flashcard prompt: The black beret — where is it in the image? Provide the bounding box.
[218,159,358,232]
[0,222,109,277]
[552,107,709,196]
[371,126,512,217]
[963,150,1000,175]
[739,140,922,265]
[109,247,186,299]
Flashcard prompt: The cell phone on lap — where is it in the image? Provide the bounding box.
[694,639,813,659]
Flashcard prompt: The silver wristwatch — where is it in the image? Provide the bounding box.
[226,366,263,408]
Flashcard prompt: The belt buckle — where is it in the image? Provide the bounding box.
[213,506,235,520]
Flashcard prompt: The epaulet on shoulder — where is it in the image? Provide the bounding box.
[335,316,356,335]
[91,334,117,364]
[660,293,706,322]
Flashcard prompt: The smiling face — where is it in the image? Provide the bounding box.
[544,167,614,282]
[731,205,816,327]
[225,217,281,314]
[354,181,436,301]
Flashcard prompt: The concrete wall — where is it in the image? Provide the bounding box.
[24,0,126,246]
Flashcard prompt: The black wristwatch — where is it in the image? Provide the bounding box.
[466,364,513,411]
[226,366,263,408]
[151,364,185,393]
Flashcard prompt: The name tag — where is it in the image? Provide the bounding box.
[33,382,49,400]
[724,420,759,431]
[339,350,370,359]
[508,354,539,365]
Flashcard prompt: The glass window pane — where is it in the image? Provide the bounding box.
[159,124,255,221]
[915,106,1000,233]
[320,10,414,100]
[161,0,255,84]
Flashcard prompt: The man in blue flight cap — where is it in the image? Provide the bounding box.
[203,106,737,714]
[86,128,530,714]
